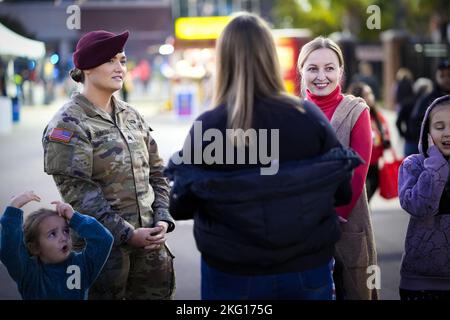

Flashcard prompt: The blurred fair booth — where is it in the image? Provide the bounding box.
[0,22,45,133]
[168,16,311,119]
[272,28,312,96]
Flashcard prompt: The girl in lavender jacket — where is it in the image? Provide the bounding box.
[399,95,450,300]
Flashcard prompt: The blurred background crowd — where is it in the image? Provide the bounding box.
[0,0,448,131]
[0,0,449,301]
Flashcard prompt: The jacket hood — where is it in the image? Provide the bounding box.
[419,95,450,157]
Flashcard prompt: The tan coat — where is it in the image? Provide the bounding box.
[331,95,379,300]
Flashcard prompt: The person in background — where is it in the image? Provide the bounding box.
[348,82,391,201]
[396,77,433,156]
[409,60,450,151]
[351,61,380,100]
[0,60,7,96]
[121,72,133,102]
[393,68,414,112]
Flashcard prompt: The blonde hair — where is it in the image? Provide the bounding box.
[213,12,296,142]
[23,208,59,255]
[396,68,413,82]
[297,36,344,97]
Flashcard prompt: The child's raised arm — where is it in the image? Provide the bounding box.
[68,212,113,287]
[0,191,40,282]
[10,191,41,209]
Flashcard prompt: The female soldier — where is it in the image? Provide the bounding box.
[42,30,175,299]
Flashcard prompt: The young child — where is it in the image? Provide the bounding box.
[399,95,450,300]
[0,191,113,300]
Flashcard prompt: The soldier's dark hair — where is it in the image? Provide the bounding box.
[70,68,85,83]
[23,208,60,255]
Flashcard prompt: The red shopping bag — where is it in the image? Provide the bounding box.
[378,149,403,199]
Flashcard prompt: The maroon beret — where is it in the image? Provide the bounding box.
[73,30,129,70]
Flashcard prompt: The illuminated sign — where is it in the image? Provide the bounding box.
[175,16,232,40]
[277,46,295,72]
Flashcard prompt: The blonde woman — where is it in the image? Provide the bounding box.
[298,36,378,300]
[166,13,362,300]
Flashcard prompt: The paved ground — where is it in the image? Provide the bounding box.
[0,98,408,300]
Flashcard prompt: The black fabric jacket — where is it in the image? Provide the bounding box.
[165,96,362,275]
[165,147,362,275]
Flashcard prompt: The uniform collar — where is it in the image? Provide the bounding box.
[72,92,126,121]
[111,94,127,114]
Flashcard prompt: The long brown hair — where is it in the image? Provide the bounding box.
[214,12,299,145]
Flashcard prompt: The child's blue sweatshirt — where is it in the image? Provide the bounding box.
[0,206,113,299]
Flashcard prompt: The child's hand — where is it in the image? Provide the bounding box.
[51,201,74,220]
[9,191,41,209]
[428,134,435,148]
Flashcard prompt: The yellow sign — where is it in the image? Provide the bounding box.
[175,16,232,40]
[276,46,294,71]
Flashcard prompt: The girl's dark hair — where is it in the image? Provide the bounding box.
[347,81,365,98]
[70,68,85,83]
[347,81,378,113]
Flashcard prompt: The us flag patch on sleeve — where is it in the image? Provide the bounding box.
[49,128,74,143]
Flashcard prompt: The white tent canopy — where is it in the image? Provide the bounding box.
[0,23,45,59]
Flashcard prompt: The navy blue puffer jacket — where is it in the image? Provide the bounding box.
[165,147,362,275]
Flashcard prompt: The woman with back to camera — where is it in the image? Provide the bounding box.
[298,37,378,300]
[165,13,362,300]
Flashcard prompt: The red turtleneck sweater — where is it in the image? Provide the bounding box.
[306,86,372,219]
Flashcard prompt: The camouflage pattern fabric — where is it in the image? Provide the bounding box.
[88,244,176,300]
[42,93,175,299]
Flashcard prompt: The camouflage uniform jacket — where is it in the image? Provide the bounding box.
[42,93,175,245]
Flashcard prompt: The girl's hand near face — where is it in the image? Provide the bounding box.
[428,134,435,148]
